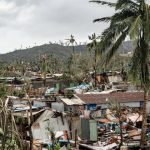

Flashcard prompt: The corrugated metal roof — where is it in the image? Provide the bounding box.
[59,95,85,106]
[13,109,45,117]
[77,92,149,105]
[32,110,69,140]
[13,104,38,112]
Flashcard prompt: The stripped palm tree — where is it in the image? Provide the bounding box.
[41,54,48,88]
[90,0,150,147]
[66,35,78,77]
[87,33,100,87]
[66,35,77,54]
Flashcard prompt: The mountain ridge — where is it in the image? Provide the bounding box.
[0,41,133,63]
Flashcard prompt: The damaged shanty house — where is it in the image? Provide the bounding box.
[30,94,86,149]
[74,92,150,149]
[53,94,86,140]
[6,88,150,149]
[31,109,70,149]
[7,96,45,141]
[77,91,150,113]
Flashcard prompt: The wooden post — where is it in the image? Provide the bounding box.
[75,129,77,147]
[40,144,42,150]
[69,107,72,139]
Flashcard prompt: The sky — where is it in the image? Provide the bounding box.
[0,0,115,54]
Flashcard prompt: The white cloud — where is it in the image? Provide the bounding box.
[0,0,114,53]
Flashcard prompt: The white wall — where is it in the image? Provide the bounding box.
[100,101,150,113]
[51,102,64,112]
[33,101,46,108]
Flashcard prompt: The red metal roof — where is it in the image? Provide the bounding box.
[77,92,149,104]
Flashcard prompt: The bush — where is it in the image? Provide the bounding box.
[64,90,74,99]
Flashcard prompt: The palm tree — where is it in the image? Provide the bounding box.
[66,35,77,54]
[90,0,150,147]
[66,35,78,77]
[87,33,100,87]
[41,54,48,88]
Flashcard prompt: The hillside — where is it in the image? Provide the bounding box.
[0,41,133,63]
[0,44,87,63]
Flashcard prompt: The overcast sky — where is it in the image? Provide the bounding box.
[0,0,115,54]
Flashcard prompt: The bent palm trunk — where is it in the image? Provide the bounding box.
[140,89,149,147]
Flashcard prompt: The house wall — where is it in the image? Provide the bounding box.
[147,102,150,114]
[99,101,150,113]
[108,76,122,82]
[64,105,81,113]
[51,102,64,112]
[71,116,81,140]
[33,101,46,108]
[122,101,150,113]
[121,102,140,108]
[13,99,28,105]
[13,99,46,108]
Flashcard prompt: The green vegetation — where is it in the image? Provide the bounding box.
[0,97,23,150]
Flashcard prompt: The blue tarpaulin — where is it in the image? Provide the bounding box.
[45,87,58,96]
[66,83,90,90]
[86,104,97,110]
